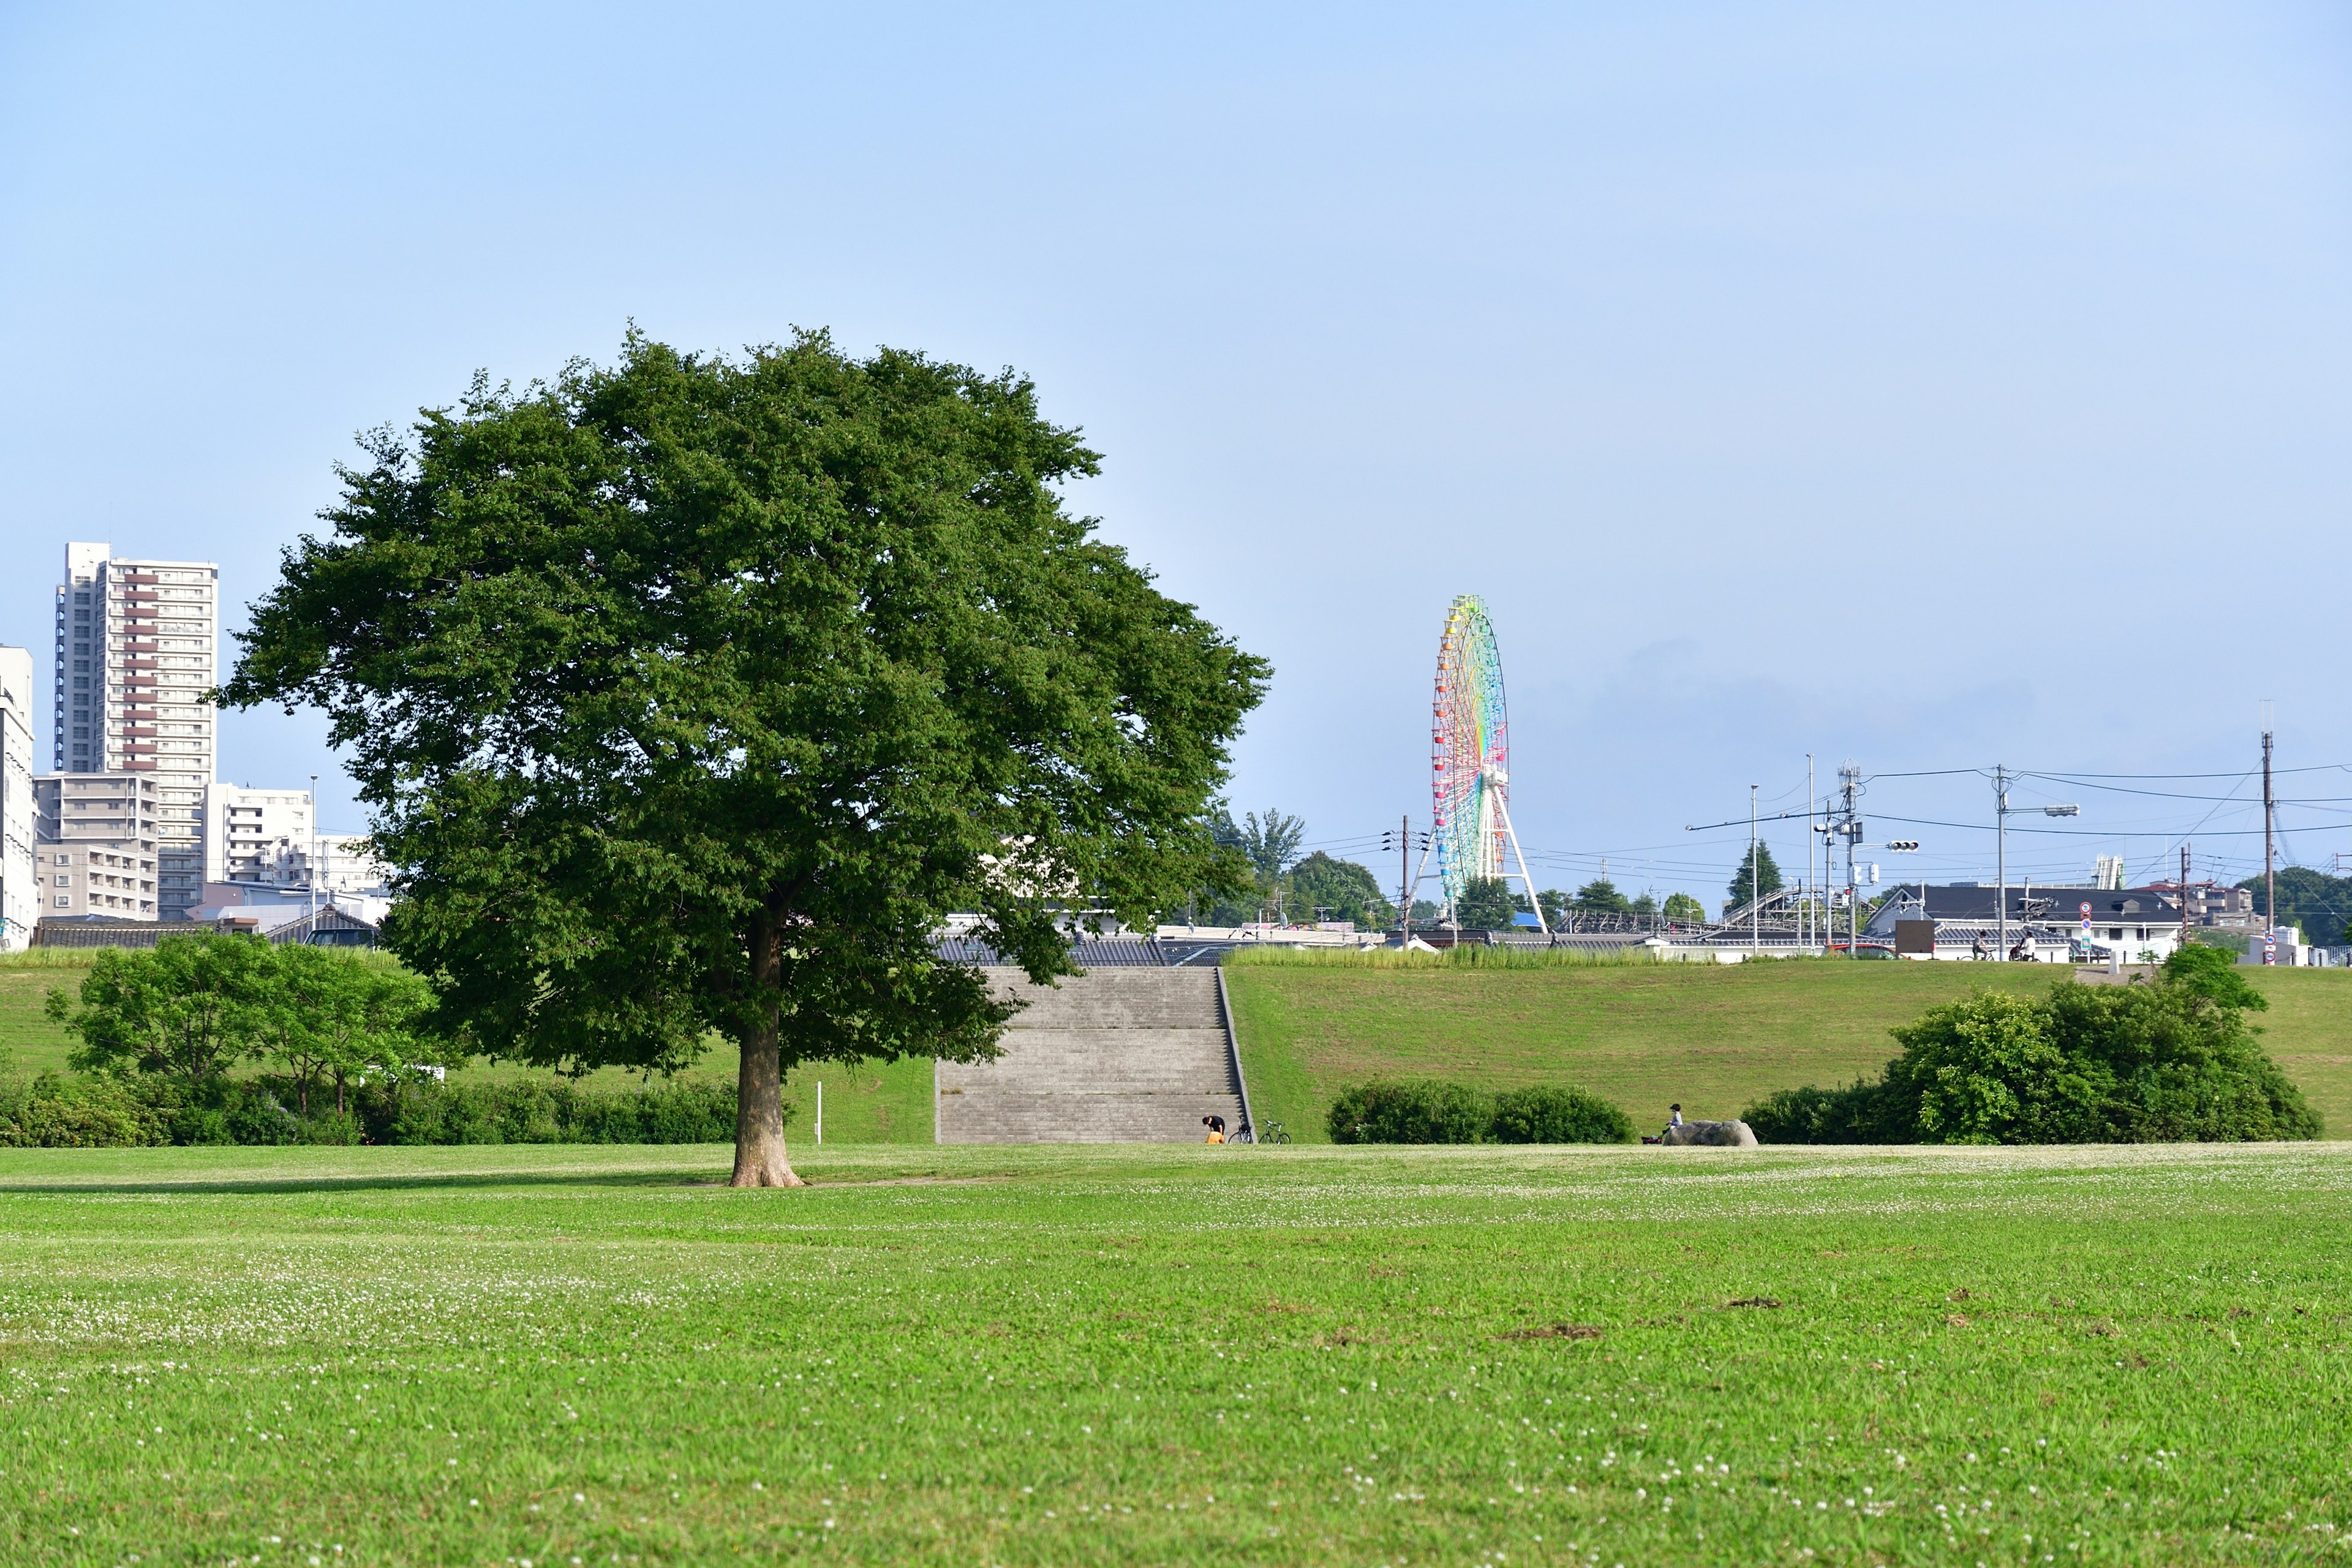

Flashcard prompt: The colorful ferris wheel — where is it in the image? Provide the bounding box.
[1431,595,1510,904]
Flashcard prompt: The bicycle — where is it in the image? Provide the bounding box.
[1254,1120,1292,1145]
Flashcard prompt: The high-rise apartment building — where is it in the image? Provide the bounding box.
[0,646,36,951]
[53,543,220,920]
[31,773,164,919]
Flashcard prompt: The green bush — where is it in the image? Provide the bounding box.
[1487,1085,1634,1144]
[1325,1079,1633,1145]
[352,1077,744,1145]
[0,1071,747,1149]
[1743,961,2320,1145]
[1741,1080,1894,1145]
[0,1073,170,1148]
[1327,1079,1491,1144]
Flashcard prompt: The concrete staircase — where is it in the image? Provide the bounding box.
[935,967,1249,1143]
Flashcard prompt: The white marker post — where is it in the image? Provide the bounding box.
[815,1080,823,1145]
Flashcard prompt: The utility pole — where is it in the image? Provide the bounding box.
[1805,754,1814,949]
[1994,764,2008,962]
[2263,706,2277,963]
[1750,785,1760,952]
[2180,842,2193,946]
[1393,814,1411,943]
[308,772,319,933]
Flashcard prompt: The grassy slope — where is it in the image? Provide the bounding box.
[1227,956,2352,1141]
[1,956,937,1144]
[0,1140,2344,1566]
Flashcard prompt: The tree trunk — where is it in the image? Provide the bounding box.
[729,908,803,1188]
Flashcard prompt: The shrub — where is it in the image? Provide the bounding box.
[0,1072,170,1148]
[1741,1080,1895,1145]
[352,1077,745,1145]
[1743,968,2320,1145]
[1327,1079,1491,1144]
[1487,1085,1634,1144]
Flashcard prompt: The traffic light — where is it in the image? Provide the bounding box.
[1886,840,1920,851]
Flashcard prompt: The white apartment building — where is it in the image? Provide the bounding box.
[54,543,221,919]
[31,772,164,920]
[203,782,314,885]
[199,784,394,926]
[0,647,36,951]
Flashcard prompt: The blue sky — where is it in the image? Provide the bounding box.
[4,2,2346,907]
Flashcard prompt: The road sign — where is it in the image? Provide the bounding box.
[2079,900,2092,935]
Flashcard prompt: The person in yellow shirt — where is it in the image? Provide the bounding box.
[1202,1114,1227,1144]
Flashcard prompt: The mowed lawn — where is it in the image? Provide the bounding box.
[0,1142,2347,1564]
[1225,958,2352,1141]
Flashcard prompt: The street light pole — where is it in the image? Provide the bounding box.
[1750,784,1760,952]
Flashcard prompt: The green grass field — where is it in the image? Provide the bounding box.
[1224,955,2352,1142]
[1,1140,2346,1564]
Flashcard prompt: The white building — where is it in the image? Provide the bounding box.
[31,772,165,921]
[202,783,392,893]
[0,647,36,951]
[53,544,221,919]
[1869,883,2185,963]
[194,783,394,927]
[203,782,314,885]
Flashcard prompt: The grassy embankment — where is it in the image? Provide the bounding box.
[13,947,2349,1146]
[0,1139,2345,1564]
[0,952,934,1145]
[1223,949,2352,1142]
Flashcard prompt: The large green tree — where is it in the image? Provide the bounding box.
[220,333,1267,1186]
[47,933,277,1088]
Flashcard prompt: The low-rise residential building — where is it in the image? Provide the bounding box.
[32,772,164,921]
[1868,883,2184,962]
[0,647,36,951]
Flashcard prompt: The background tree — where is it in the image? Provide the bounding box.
[1284,851,1395,928]
[221,333,1267,1186]
[1452,876,1520,929]
[1660,892,1707,924]
[48,934,276,1090]
[1629,891,1659,916]
[1235,809,1306,884]
[261,947,442,1116]
[2232,866,2352,947]
[1725,843,1784,911]
[1536,888,1570,928]
[1574,878,1631,914]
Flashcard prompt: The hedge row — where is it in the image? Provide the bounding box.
[1325,1079,1633,1145]
[0,1072,746,1148]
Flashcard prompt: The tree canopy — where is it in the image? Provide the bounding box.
[1660,892,1707,924]
[1285,851,1394,928]
[219,332,1267,1185]
[1573,878,1630,914]
[1726,843,1784,910]
[1452,876,1521,929]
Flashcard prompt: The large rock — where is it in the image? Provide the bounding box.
[1659,1118,1759,1148]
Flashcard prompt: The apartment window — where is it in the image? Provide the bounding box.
[55,895,68,908]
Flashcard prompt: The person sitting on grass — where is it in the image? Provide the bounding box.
[1202,1114,1227,1144]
